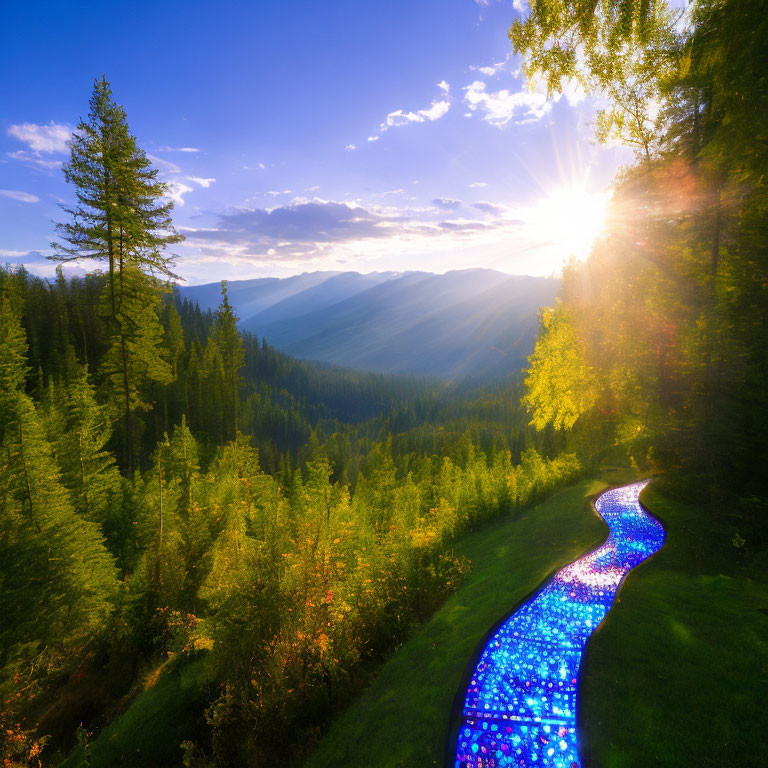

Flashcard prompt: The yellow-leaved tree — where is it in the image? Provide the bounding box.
[522,304,600,431]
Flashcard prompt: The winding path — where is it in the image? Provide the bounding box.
[450,481,665,768]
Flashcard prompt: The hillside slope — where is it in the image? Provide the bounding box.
[180,269,558,380]
[303,477,611,768]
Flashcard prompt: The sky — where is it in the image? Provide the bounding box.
[0,0,633,285]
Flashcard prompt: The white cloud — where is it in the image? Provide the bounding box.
[7,122,71,168]
[381,98,451,130]
[374,82,452,138]
[156,146,200,153]
[469,54,511,77]
[463,80,551,126]
[187,176,216,188]
[6,150,62,169]
[165,181,194,206]
[0,189,40,203]
[345,143,357,151]
[513,0,528,12]
[419,99,451,121]
[176,191,583,279]
[147,154,182,174]
[8,122,72,154]
[469,182,488,188]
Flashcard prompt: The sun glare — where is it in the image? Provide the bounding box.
[529,183,612,273]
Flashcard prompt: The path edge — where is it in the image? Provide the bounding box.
[575,480,668,768]
[443,481,612,768]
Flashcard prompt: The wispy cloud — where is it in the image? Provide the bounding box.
[6,150,62,169]
[367,81,451,142]
[7,121,72,168]
[187,176,216,188]
[473,201,505,215]
[8,122,72,153]
[468,181,488,188]
[156,145,200,153]
[432,198,461,210]
[0,189,40,203]
[145,155,204,205]
[181,196,520,270]
[0,248,48,264]
[147,154,181,174]
[469,53,512,77]
[165,181,194,206]
[177,193,569,278]
[345,143,357,151]
[463,81,550,126]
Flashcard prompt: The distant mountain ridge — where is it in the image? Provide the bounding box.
[178,269,559,380]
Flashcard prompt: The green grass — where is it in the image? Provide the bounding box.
[58,476,614,768]
[304,476,615,768]
[61,657,214,768]
[579,483,768,768]
[68,471,764,768]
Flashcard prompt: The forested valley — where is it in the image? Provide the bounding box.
[0,81,581,767]
[2,0,767,766]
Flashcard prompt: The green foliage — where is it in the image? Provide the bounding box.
[2,251,580,765]
[304,478,610,768]
[52,76,182,286]
[519,0,768,497]
[0,307,117,665]
[510,0,681,161]
[51,77,183,472]
[48,360,122,529]
[213,282,246,440]
[523,304,600,430]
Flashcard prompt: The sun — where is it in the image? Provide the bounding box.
[528,183,612,272]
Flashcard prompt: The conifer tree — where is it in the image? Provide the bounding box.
[51,76,182,305]
[51,77,183,472]
[55,358,122,528]
[99,265,173,471]
[214,282,246,440]
[0,303,117,659]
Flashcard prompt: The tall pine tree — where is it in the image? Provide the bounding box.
[51,77,183,472]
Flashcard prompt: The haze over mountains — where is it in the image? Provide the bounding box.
[179,269,559,380]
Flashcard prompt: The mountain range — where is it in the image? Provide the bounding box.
[178,269,559,380]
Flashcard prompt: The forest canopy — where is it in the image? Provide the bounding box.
[518,0,768,508]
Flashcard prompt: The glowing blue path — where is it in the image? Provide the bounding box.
[451,481,664,768]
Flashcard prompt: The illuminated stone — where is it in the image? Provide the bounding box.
[451,481,664,768]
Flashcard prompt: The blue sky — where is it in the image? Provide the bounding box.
[0,0,631,284]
